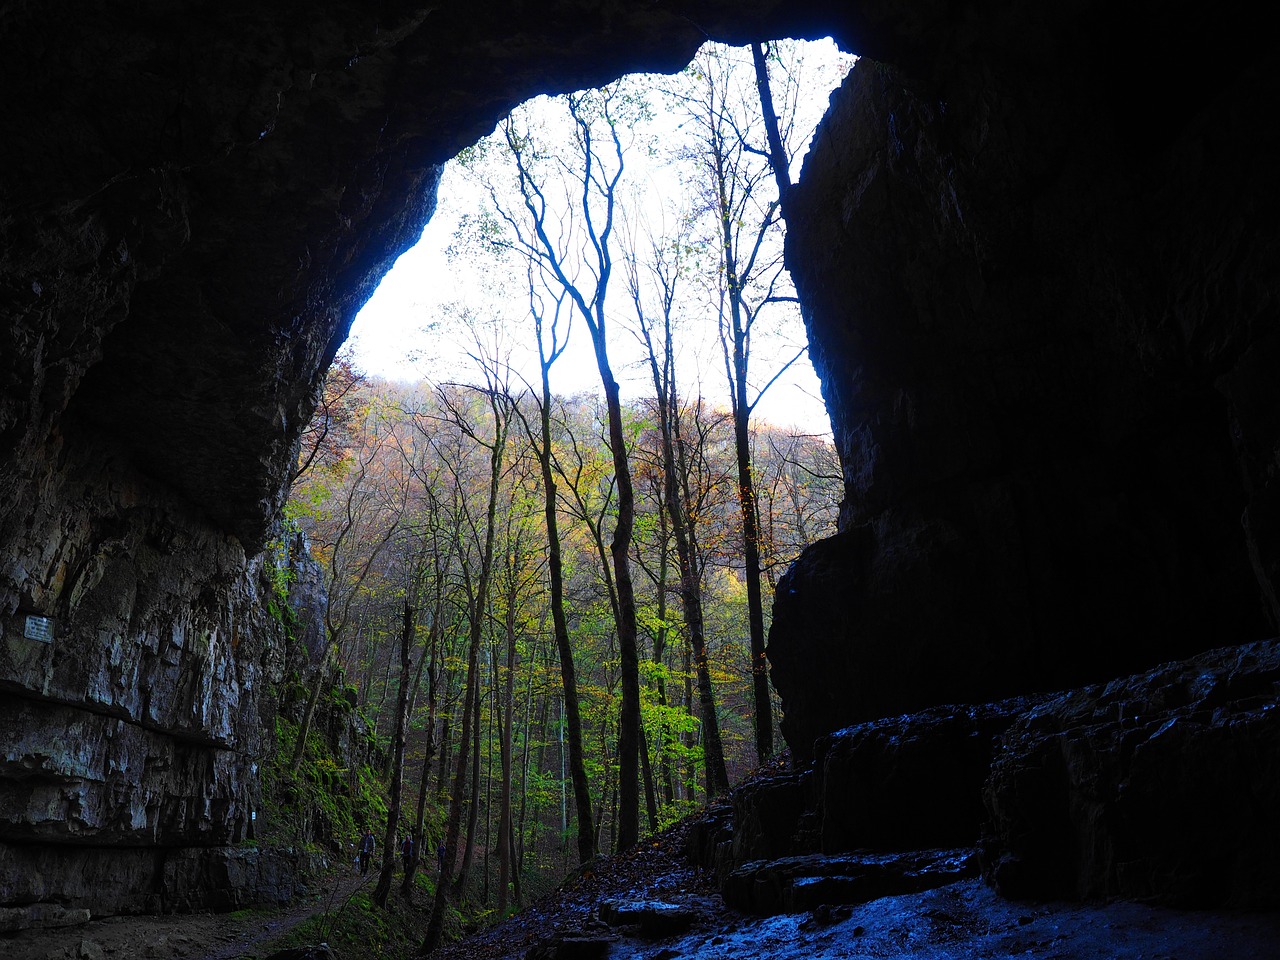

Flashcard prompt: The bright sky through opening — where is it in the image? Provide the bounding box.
[347,40,852,435]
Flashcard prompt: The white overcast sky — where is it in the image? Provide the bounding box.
[345,40,850,434]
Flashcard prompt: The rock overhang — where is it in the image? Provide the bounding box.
[2,0,879,553]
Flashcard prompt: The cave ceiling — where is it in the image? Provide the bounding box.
[1,2,1271,554]
[1,0,877,550]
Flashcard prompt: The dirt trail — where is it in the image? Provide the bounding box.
[3,869,369,960]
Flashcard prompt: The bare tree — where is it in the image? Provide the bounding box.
[509,274,598,865]
[494,87,644,851]
[625,222,731,799]
[676,44,812,764]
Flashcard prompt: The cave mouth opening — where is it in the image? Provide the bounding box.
[282,37,856,801]
[341,37,854,438]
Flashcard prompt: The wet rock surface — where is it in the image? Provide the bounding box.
[599,900,698,937]
[813,696,1048,853]
[429,830,1280,960]
[982,639,1280,907]
[724,848,978,916]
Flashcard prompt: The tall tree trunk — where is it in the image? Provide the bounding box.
[496,596,517,917]
[731,376,772,764]
[639,727,658,832]
[602,374,642,852]
[533,360,597,865]
[635,281,731,798]
[435,713,451,800]
[506,93,640,853]
[752,41,793,213]
[402,679,436,899]
[403,594,443,900]
[455,670,482,898]
[652,514,676,806]
[675,411,732,797]
[373,603,414,906]
[714,140,774,764]
[423,628,479,952]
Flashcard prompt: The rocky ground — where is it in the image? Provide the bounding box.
[6,788,1280,960]
[425,810,1280,960]
[1,869,367,960]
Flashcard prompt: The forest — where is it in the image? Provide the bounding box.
[267,40,848,942]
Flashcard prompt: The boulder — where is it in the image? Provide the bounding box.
[723,848,978,916]
[814,696,1046,854]
[982,639,1280,907]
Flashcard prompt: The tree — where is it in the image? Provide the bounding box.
[625,222,731,799]
[496,87,644,851]
[510,273,598,865]
[293,409,405,774]
[373,602,414,906]
[676,43,813,764]
[423,355,515,950]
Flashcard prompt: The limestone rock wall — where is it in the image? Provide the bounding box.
[0,435,293,915]
[771,5,1280,758]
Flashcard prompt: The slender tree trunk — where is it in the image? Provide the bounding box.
[290,655,329,772]
[435,713,452,800]
[423,628,479,952]
[402,685,436,899]
[535,375,597,865]
[652,516,675,806]
[682,638,694,801]
[601,374,642,852]
[496,597,517,917]
[508,94,640,853]
[752,41,793,213]
[456,671,482,898]
[732,389,772,763]
[373,604,414,906]
[403,602,443,899]
[424,624,481,957]
[637,291,731,797]
[639,728,658,832]
[714,138,774,764]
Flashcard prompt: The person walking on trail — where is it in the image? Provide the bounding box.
[359,827,376,877]
[400,832,415,867]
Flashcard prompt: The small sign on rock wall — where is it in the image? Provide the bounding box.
[23,615,54,644]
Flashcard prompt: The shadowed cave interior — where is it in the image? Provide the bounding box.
[1,0,1277,952]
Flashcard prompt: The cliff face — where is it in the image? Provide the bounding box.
[1,0,1277,920]
[0,432,292,915]
[771,7,1280,758]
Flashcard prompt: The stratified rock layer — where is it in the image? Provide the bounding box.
[982,639,1280,907]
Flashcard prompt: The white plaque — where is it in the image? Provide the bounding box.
[23,615,54,644]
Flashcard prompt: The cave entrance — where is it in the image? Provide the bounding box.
[345,38,852,434]
[283,38,852,866]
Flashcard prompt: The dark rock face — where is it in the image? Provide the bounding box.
[982,639,1280,907]
[771,6,1280,756]
[0,438,289,915]
[716,641,1280,914]
[723,848,977,916]
[814,697,1044,853]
